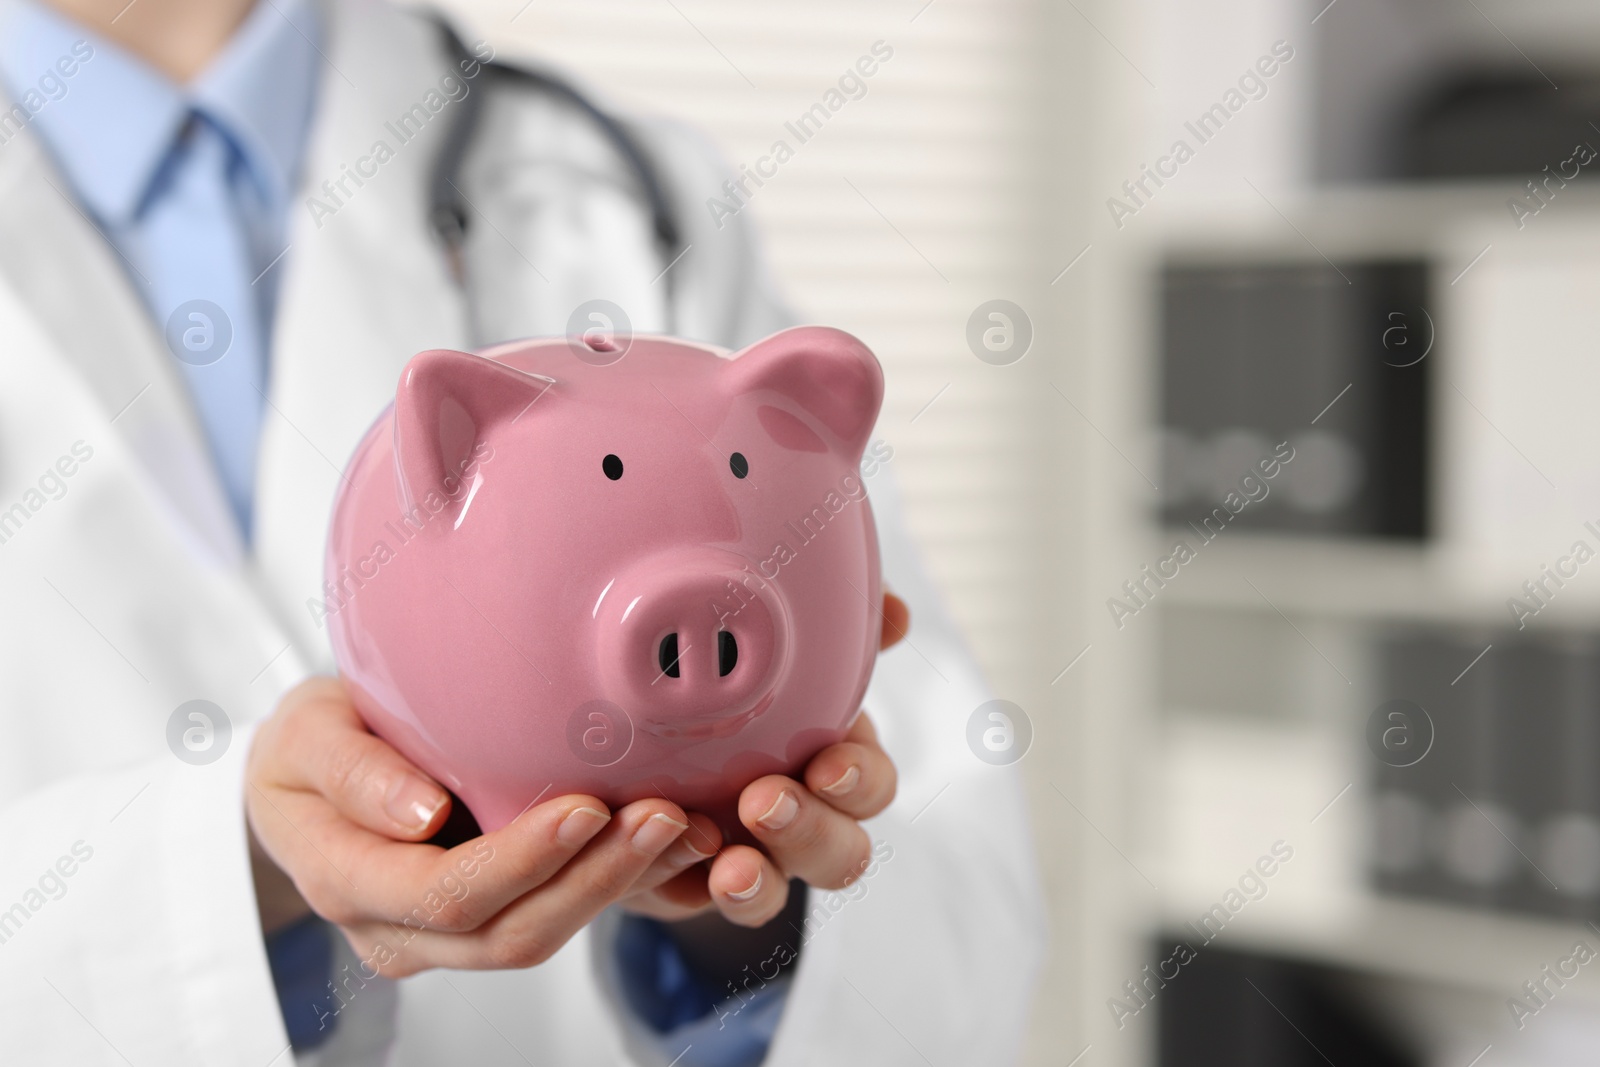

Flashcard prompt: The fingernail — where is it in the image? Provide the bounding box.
[632,812,688,855]
[385,775,446,832]
[667,834,715,866]
[756,790,799,832]
[727,868,764,901]
[557,806,611,847]
[818,765,860,798]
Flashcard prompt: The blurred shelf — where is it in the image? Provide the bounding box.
[1157,532,1447,619]
[1155,532,1600,629]
[1160,895,1600,1004]
[1155,714,1600,1004]
[1156,183,1600,261]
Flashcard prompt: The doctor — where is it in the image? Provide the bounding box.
[0,0,1044,1063]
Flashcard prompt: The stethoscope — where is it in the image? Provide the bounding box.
[427,17,685,335]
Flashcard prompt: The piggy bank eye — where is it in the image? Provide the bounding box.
[602,454,623,480]
[729,452,749,479]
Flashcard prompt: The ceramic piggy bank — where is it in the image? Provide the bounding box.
[324,326,886,833]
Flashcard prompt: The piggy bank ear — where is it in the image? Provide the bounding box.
[393,349,551,512]
[725,326,884,457]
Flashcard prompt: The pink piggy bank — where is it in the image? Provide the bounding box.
[324,326,886,833]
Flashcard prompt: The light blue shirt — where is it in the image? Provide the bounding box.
[0,3,789,1061]
[616,911,794,1067]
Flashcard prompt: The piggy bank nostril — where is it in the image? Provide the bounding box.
[718,630,738,677]
[657,633,681,678]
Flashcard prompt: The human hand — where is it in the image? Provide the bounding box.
[245,677,712,977]
[619,592,908,927]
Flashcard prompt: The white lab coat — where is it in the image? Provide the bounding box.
[0,2,1044,1064]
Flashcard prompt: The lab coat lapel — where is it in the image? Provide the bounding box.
[0,247,307,757]
[0,126,247,565]
[252,0,472,662]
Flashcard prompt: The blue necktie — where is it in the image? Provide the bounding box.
[143,112,269,540]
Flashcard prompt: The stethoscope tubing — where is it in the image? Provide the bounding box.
[427,14,683,339]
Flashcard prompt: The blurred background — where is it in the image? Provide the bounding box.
[446,0,1600,1063]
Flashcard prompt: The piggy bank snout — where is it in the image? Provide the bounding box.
[597,552,789,724]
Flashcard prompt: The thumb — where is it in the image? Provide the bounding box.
[880,590,910,650]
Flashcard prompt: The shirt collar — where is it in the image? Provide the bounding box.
[191,0,321,212]
[0,0,321,226]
